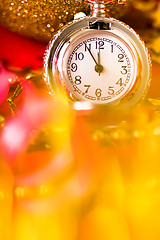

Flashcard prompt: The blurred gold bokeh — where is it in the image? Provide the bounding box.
[1,1,160,240]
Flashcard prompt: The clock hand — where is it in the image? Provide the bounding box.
[84,43,98,65]
[85,44,104,75]
[98,50,100,65]
[98,50,101,76]
[96,22,103,76]
[95,48,104,75]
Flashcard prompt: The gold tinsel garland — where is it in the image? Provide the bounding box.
[0,0,90,41]
[0,0,160,45]
[0,0,130,41]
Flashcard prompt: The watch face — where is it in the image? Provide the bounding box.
[60,30,138,104]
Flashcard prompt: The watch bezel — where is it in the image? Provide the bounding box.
[44,16,152,107]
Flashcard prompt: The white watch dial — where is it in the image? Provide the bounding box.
[62,30,137,104]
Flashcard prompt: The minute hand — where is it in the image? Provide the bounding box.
[84,44,98,65]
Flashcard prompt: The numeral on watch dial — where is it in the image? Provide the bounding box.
[95,88,102,97]
[116,78,123,86]
[75,52,84,61]
[108,86,114,95]
[121,66,128,75]
[71,63,77,72]
[75,76,81,85]
[84,85,91,93]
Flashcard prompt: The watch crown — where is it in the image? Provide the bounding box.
[85,0,127,17]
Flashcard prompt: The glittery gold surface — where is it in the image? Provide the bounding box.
[0,0,130,41]
[0,0,90,41]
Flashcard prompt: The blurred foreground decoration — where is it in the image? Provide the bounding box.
[1,0,160,64]
[1,0,160,239]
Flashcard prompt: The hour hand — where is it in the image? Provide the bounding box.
[98,50,100,65]
[84,43,103,75]
[95,51,103,75]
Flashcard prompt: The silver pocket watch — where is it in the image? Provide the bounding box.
[44,0,151,107]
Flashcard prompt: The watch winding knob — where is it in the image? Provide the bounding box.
[85,0,127,17]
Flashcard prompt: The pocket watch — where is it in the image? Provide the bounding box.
[44,0,151,107]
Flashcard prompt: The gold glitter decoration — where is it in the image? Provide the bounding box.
[0,0,130,41]
[0,0,89,41]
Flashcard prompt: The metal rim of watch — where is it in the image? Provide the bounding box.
[43,16,152,107]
